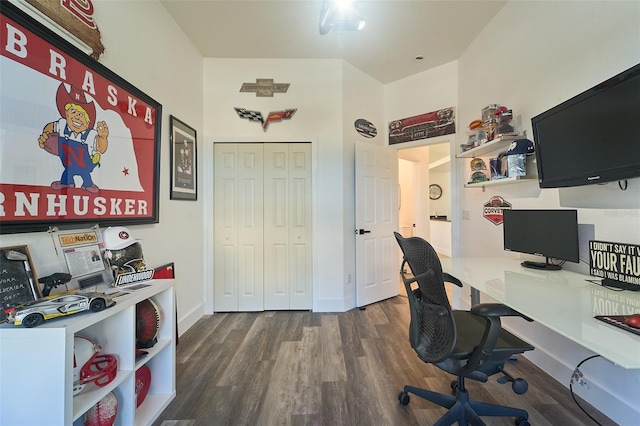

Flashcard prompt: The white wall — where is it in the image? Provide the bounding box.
[202,58,385,312]
[429,169,450,219]
[398,158,416,229]
[454,2,640,424]
[342,62,386,306]
[0,0,206,335]
[385,60,459,241]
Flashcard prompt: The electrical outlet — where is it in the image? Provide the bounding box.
[571,367,590,389]
[462,210,470,220]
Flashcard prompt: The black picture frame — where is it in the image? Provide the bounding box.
[169,116,197,201]
[0,245,40,323]
[0,3,162,234]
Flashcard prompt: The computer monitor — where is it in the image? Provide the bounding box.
[503,209,580,270]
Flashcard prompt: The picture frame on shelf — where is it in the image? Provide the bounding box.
[0,245,40,323]
[0,3,163,234]
[169,116,198,201]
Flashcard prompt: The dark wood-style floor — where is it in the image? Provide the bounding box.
[153,295,615,426]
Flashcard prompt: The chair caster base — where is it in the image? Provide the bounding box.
[515,416,530,426]
[398,391,410,406]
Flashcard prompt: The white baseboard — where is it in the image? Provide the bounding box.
[177,302,204,337]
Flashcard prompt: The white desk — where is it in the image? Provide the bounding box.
[440,258,640,369]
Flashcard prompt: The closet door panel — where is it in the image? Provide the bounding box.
[288,143,312,310]
[264,144,290,309]
[237,144,264,311]
[214,144,239,311]
[214,144,264,312]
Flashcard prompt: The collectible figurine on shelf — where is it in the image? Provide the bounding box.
[496,106,516,135]
[482,104,499,142]
[469,158,488,183]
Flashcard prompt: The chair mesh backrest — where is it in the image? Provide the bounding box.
[394,232,456,363]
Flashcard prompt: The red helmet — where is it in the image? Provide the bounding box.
[135,365,152,408]
[73,336,118,395]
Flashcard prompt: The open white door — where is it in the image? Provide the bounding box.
[355,141,399,307]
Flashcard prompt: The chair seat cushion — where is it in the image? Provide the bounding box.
[434,310,534,378]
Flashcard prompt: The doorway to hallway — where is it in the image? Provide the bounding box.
[397,141,452,295]
[397,141,451,256]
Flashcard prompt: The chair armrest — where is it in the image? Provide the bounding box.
[443,273,463,288]
[471,303,533,322]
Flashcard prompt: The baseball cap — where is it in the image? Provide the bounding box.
[498,139,534,158]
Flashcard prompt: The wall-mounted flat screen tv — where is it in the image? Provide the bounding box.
[531,63,640,188]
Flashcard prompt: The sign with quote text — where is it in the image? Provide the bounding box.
[589,240,640,287]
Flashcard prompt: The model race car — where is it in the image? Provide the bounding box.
[5,292,116,328]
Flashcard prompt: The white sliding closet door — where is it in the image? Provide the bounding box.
[263,143,312,310]
[214,143,312,312]
[214,143,264,312]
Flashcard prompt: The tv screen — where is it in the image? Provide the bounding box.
[531,63,640,188]
[503,209,579,270]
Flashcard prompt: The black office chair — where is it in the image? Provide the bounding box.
[394,232,534,426]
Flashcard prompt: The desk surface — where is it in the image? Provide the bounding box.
[440,258,640,369]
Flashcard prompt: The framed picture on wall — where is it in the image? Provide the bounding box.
[169,116,197,201]
[0,3,162,234]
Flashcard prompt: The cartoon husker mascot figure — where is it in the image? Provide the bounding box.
[38,83,109,193]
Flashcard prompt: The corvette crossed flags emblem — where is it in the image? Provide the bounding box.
[234,107,297,131]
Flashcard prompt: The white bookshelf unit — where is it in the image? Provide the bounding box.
[0,279,175,426]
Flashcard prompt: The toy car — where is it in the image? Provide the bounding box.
[5,292,116,328]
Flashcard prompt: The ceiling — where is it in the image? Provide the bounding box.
[160,0,507,84]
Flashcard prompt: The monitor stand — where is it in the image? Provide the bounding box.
[521,258,562,271]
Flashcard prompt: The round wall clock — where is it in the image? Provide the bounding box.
[429,184,442,200]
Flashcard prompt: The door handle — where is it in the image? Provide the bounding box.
[356,229,371,235]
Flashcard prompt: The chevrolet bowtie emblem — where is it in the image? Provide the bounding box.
[234,107,297,131]
[240,79,290,97]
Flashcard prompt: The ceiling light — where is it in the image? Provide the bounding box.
[319,0,365,35]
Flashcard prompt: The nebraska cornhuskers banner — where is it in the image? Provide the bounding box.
[0,4,161,233]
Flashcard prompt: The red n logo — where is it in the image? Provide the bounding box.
[60,142,87,168]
